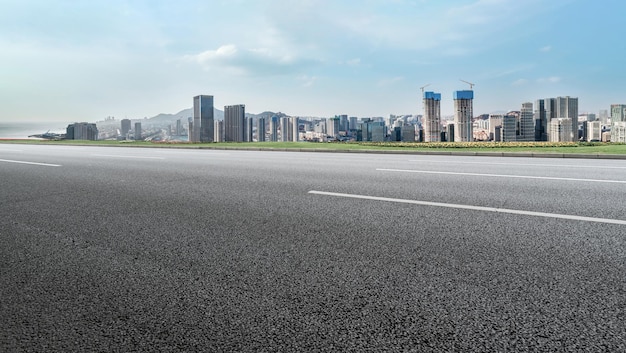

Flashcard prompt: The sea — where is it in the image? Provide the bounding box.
[0,122,67,139]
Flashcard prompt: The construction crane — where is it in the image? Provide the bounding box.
[460,79,474,90]
[420,84,431,96]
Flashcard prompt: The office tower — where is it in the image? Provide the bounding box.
[280,117,292,142]
[270,116,279,141]
[224,104,245,142]
[544,98,557,140]
[423,91,441,142]
[214,120,223,142]
[535,98,560,141]
[556,96,578,141]
[550,118,572,142]
[66,122,98,140]
[610,104,626,142]
[519,102,534,141]
[193,95,214,142]
[291,117,299,142]
[534,99,545,141]
[611,104,626,123]
[337,114,348,132]
[488,115,503,141]
[401,125,415,142]
[370,121,385,142]
[175,119,182,136]
[313,120,325,134]
[599,109,609,124]
[586,121,602,142]
[187,117,193,141]
[502,115,517,142]
[349,116,358,132]
[246,117,254,142]
[120,119,131,139]
[257,117,266,142]
[357,119,369,141]
[453,90,473,142]
[328,117,340,139]
[134,122,142,140]
[613,122,626,142]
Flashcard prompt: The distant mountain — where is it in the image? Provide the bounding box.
[148,108,287,123]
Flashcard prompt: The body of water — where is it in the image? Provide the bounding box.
[0,122,67,139]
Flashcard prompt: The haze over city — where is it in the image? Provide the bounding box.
[1,0,624,123]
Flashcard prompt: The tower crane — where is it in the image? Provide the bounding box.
[460,79,474,90]
[420,83,431,95]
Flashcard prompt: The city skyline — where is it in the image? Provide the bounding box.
[1,0,625,123]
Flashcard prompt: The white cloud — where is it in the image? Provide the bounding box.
[297,75,317,87]
[537,76,561,83]
[540,45,552,52]
[185,44,316,76]
[512,78,528,86]
[378,76,405,87]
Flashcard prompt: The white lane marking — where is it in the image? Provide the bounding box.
[377,168,626,184]
[408,159,626,170]
[308,190,626,226]
[0,159,61,167]
[92,154,165,160]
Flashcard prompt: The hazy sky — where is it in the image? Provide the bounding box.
[1,0,624,122]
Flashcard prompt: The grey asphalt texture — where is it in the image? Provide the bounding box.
[1,144,625,352]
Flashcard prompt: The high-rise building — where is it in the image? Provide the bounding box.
[550,118,572,142]
[175,119,182,136]
[519,102,534,141]
[545,98,557,140]
[328,117,340,139]
[257,117,266,142]
[193,95,214,142]
[401,124,416,142]
[587,121,602,142]
[453,90,473,142]
[611,104,626,123]
[214,120,223,142]
[246,117,254,142]
[599,109,609,124]
[224,104,245,142]
[66,122,98,140]
[501,115,517,142]
[370,121,385,142]
[534,99,546,141]
[337,115,348,132]
[488,114,503,141]
[423,91,441,142]
[612,122,626,142]
[610,104,626,142]
[291,117,299,142]
[535,97,576,141]
[270,116,279,142]
[280,117,292,142]
[349,116,358,132]
[120,119,131,139]
[556,96,578,141]
[134,122,142,140]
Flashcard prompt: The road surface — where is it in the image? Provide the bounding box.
[1,144,625,351]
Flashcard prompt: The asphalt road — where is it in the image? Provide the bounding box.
[2,144,625,352]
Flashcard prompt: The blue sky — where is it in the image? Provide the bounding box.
[1,0,624,122]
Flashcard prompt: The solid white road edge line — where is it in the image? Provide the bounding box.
[91,154,165,160]
[408,159,626,170]
[308,190,626,226]
[377,168,626,184]
[0,159,61,167]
